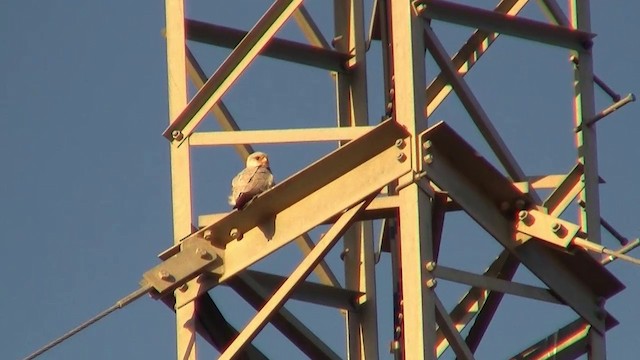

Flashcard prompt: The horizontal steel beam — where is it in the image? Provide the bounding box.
[434,265,561,304]
[186,19,346,72]
[190,126,374,146]
[414,0,594,50]
[235,270,359,310]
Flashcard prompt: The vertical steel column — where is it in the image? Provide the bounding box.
[388,1,437,358]
[165,1,198,359]
[334,0,379,358]
[570,1,605,358]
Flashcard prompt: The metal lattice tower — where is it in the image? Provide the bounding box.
[153,0,637,359]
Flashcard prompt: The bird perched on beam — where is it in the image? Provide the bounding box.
[228,151,275,209]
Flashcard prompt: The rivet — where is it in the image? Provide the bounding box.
[171,130,183,141]
[425,261,437,272]
[423,154,433,164]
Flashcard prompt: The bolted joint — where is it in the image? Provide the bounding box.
[389,340,401,354]
[195,247,209,259]
[229,228,242,240]
[413,1,427,15]
[425,261,437,272]
[157,270,171,281]
[340,248,350,261]
[171,130,184,141]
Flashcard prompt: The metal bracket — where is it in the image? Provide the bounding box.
[141,235,223,297]
[515,209,581,248]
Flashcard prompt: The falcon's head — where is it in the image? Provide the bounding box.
[246,152,270,168]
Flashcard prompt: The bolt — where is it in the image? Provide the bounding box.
[395,326,402,335]
[551,222,563,234]
[514,199,526,210]
[203,229,212,240]
[229,228,241,239]
[331,35,343,49]
[415,3,427,14]
[396,152,406,162]
[340,248,350,261]
[425,278,437,288]
[158,270,171,280]
[171,130,184,141]
[195,248,208,258]
[425,261,437,272]
[500,201,510,212]
[395,139,404,148]
[518,210,529,222]
[423,154,434,164]
[422,140,433,150]
[397,312,403,321]
[179,283,189,292]
[390,340,400,353]
[389,88,395,97]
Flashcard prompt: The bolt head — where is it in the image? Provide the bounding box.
[551,222,563,233]
[171,130,184,141]
[425,278,437,288]
[422,140,433,150]
[425,261,437,272]
[396,152,406,162]
[203,229,212,240]
[518,210,529,221]
[179,283,189,292]
[229,228,240,239]
[158,270,170,280]
[423,154,434,164]
[195,248,208,258]
[395,139,404,148]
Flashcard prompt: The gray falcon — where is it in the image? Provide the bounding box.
[228,152,274,209]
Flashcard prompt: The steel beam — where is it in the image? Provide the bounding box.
[164,0,303,144]
[422,23,531,190]
[425,0,529,116]
[185,47,254,159]
[420,122,622,333]
[218,197,374,360]
[190,126,374,146]
[433,294,475,360]
[433,265,561,304]
[388,0,438,358]
[229,272,341,359]
[333,0,380,357]
[185,19,346,72]
[164,1,199,359]
[414,0,594,50]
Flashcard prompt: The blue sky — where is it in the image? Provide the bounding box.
[1,1,638,359]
